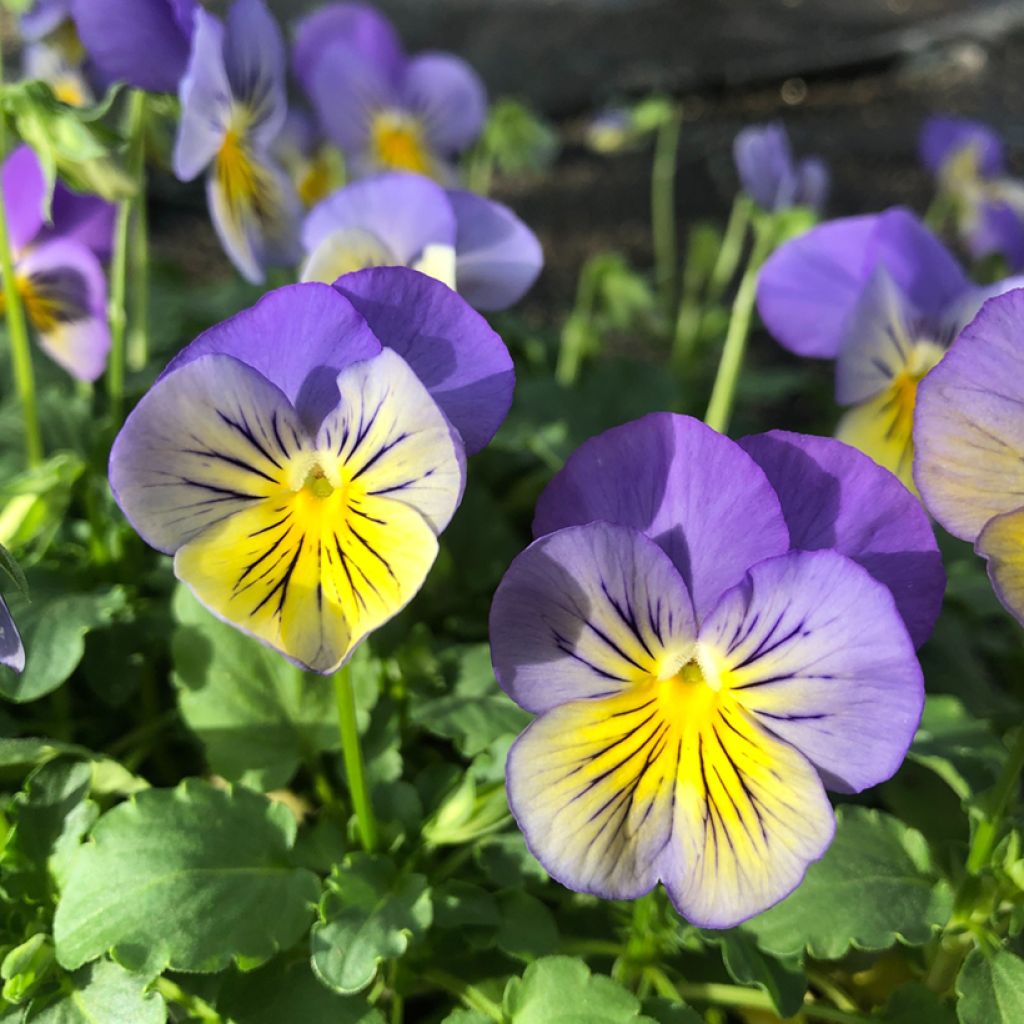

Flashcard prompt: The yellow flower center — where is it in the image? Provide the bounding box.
[369,111,432,175]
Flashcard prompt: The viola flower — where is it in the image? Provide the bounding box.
[294,2,486,180]
[0,597,24,674]
[172,0,301,284]
[110,267,513,672]
[915,287,1024,625]
[920,116,1024,270]
[758,207,1022,488]
[69,0,196,94]
[490,414,936,926]
[301,173,542,311]
[0,145,112,381]
[23,39,94,109]
[273,109,344,210]
[20,0,72,42]
[733,122,829,214]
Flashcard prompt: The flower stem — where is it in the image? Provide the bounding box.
[332,662,378,853]
[651,107,682,319]
[421,969,503,1023]
[126,93,149,372]
[703,217,775,434]
[107,89,147,420]
[0,54,43,467]
[965,725,1024,876]
[675,979,874,1023]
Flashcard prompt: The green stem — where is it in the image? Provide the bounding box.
[0,46,43,468]
[966,725,1024,876]
[126,93,149,372]
[155,978,224,1023]
[107,89,146,419]
[703,218,775,434]
[676,980,874,1023]
[651,108,682,319]
[332,663,379,853]
[706,194,753,307]
[422,969,503,1023]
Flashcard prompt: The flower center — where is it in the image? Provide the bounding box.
[370,111,432,175]
[888,338,945,443]
[303,463,336,499]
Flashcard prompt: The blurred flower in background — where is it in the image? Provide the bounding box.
[0,145,113,381]
[301,172,542,310]
[172,0,301,283]
[0,596,24,674]
[734,122,829,215]
[920,115,1024,271]
[294,2,487,180]
[69,0,197,94]
[758,208,1022,488]
[272,109,345,209]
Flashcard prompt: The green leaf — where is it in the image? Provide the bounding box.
[52,779,319,978]
[503,957,656,1023]
[311,854,432,995]
[0,543,28,597]
[957,948,1024,1024]
[2,934,55,1005]
[713,930,805,1017]
[410,644,529,758]
[217,957,384,1024]
[639,999,703,1024]
[495,892,559,961]
[0,587,128,703]
[881,982,956,1024]
[171,587,338,789]
[908,696,1003,800]
[743,807,953,959]
[24,959,165,1024]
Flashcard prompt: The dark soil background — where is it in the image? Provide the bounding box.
[173,0,1024,328]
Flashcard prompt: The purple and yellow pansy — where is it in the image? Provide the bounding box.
[109,267,513,674]
[490,414,941,927]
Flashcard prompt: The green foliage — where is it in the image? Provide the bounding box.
[744,807,953,959]
[171,586,339,789]
[311,854,432,994]
[52,780,319,977]
[956,948,1024,1024]
[22,959,165,1024]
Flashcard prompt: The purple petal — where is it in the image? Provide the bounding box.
[307,39,397,157]
[733,123,793,212]
[965,198,1024,270]
[302,173,454,266]
[795,156,829,214]
[334,267,514,454]
[40,183,116,261]
[0,595,25,674]
[740,430,945,648]
[205,152,301,284]
[920,115,1004,178]
[448,189,543,311]
[20,0,72,41]
[223,0,287,150]
[292,2,405,98]
[162,282,382,433]
[173,9,231,181]
[18,238,110,381]
[834,267,924,406]
[914,287,1024,541]
[70,0,195,93]
[2,145,45,254]
[533,413,791,621]
[402,53,487,155]
[490,522,697,713]
[757,209,967,359]
[700,549,924,792]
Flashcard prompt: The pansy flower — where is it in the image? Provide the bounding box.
[758,207,1022,488]
[110,267,513,673]
[272,109,344,210]
[733,122,829,214]
[490,414,939,926]
[172,0,301,284]
[294,2,486,180]
[920,116,1024,270]
[301,172,542,311]
[0,596,25,674]
[0,144,113,381]
[69,0,196,94]
[915,287,1024,625]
